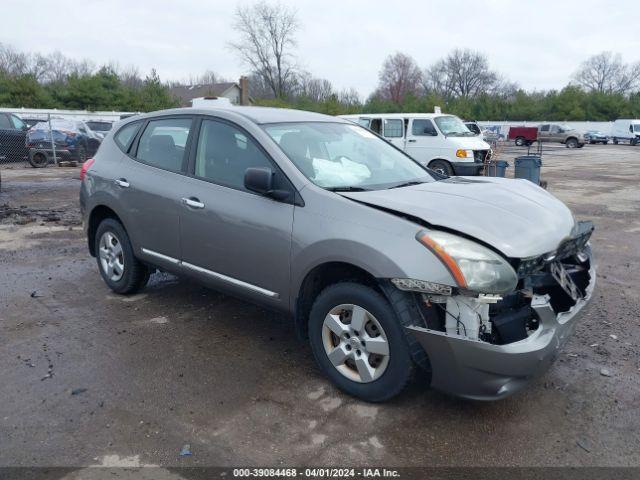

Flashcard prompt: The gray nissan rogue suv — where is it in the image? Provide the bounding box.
[80,107,596,402]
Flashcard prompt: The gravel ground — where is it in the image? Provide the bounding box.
[0,143,639,473]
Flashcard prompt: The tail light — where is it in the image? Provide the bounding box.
[80,158,95,181]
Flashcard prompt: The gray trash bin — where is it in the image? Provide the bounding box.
[486,160,509,177]
[514,155,542,184]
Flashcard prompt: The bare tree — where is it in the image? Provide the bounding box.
[573,51,640,94]
[292,74,334,102]
[375,52,422,104]
[41,51,73,83]
[229,1,299,98]
[338,88,362,108]
[424,49,499,99]
[0,42,29,76]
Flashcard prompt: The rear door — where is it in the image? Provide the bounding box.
[538,124,550,142]
[382,117,405,150]
[119,116,196,269]
[405,118,441,165]
[177,117,295,307]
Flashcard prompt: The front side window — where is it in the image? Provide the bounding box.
[433,116,473,136]
[194,119,275,191]
[114,122,141,152]
[136,118,192,171]
[412,119,437,136]
[633,124,640,132]
[383,119,403,138]
[10,115,25,130]
[264,122,433,191]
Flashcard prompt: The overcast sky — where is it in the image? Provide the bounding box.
[3,0,638,98]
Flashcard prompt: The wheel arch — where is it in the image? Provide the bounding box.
[87,205,125,257]
[294,261,383,340]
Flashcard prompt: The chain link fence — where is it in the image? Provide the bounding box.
[0,109,132,170]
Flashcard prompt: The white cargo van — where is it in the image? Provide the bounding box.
[611,119,640,145]
[340,113,491,176]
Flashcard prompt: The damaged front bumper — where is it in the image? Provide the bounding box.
[406,247,596,400]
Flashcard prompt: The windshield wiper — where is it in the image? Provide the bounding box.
[387,181,425,189]
[326,186,370,192]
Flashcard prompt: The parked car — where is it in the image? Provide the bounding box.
[508,126,538,147]
[80,107,596,402]
[611,119,640,145]
[340,113,491,176]
[26,119,100,166]
[21,117,48,129]
[86,120,114,140]
[538,123,585,148]
[0,112,29,162]
[463,120,482,136]
[584,130,610,144]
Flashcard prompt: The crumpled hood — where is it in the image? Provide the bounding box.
[340,177,576,258]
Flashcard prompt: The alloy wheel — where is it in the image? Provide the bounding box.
[98,231,125,282]
[321,304,390,383]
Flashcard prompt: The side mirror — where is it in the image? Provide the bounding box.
[244,167,290,201]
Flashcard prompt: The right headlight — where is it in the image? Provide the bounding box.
[416,230,518,294]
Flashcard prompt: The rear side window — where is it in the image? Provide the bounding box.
[540,125,550,132]
[136,118,192,172]
[383,119,403,138]
[115,122,142,152]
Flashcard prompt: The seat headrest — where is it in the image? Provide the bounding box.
[279,132,308,159]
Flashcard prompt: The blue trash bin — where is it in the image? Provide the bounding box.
[514,156,542,184]
[487,160,509,177]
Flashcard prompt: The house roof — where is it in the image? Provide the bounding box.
[170,83,239,106]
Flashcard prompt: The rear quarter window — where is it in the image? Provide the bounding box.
[114,122,142,152]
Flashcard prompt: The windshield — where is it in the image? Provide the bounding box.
[263,122,434,190]
[434,116,474,136]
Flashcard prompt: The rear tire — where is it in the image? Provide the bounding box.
[613,138,618,145]
[94,218,150,294]
[428,159,453,176]
[308,283,415,402]
[76,144,87,163]
[515,136,525,147]
[28,151,48,168]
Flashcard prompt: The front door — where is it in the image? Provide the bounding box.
[178,117,295,307]
[405,118,441,165]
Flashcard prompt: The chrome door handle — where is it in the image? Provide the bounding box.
[114,178,130,188]
[407,139,417,143]
[182,197,205,209]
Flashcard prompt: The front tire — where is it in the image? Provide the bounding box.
[428,159,453,176]
[566,138,578,148]
[95,218,150,294]
[308,283,414,402]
